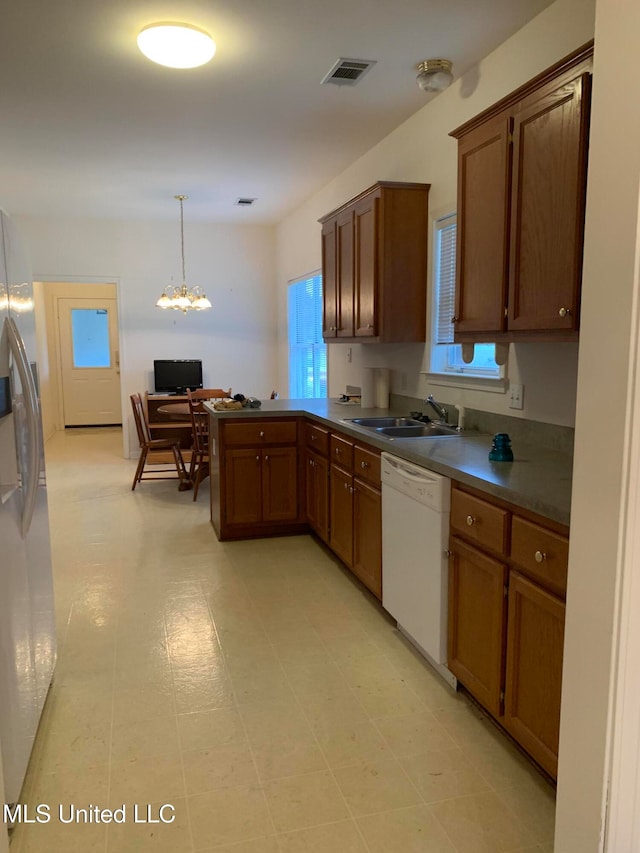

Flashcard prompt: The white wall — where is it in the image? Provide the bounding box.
[16,216,278,455]
[275,0,595,427]
[555,0,640,848]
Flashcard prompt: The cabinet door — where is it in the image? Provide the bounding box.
[305,450,329,543]
[352,479,382,599]
[262,447,298,523]
[448,536,507,717]
[336,209,354,338]
[321,219,338,338]
[508,72,590,332]
[353,194,378,338]
[454,112,512,337]
[224,449,262,526]
[330,465,353,567]
[503,572,565,779]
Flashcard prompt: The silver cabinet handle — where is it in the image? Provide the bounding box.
[466,515,475,526]
[360,461,369,469]
[558,308,572,318]
[259,430,265,438]
[255,455,260,462]
[265,455,269,462]
[335,448,341,455]
[535,550,546,563]
[350,486,354,494]
[451,316,459,323]
[344,482,348,490]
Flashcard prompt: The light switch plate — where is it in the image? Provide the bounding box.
[509,383,524,410]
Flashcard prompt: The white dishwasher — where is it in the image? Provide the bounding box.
[381,452,456,687]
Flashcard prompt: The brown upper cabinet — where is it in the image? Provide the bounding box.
[450,42,593,343]
[319,181,430,343]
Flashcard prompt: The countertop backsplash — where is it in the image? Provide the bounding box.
[391,394,575,457]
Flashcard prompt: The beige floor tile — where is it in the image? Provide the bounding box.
[182,742,259,794]
[400,747,491,803]
[357,804,456,852]
[19,821,108,853]
[239,698,314,744]
[113,683,176,725]
[332,757,422,817]
[111,715,181,762]
[354,680,428,719]
[493,774,556,844]
[251,731,327,780]
[30,765,108,807]
[174,672,237,714]
[282,660,351,699]
[312,718,390,767]
[262,770,349,833]
[177,708,248,752]
[36,717,111,774]
[373,711,457,757]
[27,429,554,852]
[429,791,536,852]
[197,838,282,853]
[277,819,368,852]
[298,690,369,726]
[106,798,191,852]
[188,785,274,849]
[109,753,186,805]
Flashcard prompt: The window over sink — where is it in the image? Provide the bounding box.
[426,213,506,391]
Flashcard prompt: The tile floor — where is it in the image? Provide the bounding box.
[9,427,556,852]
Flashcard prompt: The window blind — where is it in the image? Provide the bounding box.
[288,273,327,398]
[435,216,457,345]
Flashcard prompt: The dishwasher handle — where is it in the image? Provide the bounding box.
[383,454,442,483]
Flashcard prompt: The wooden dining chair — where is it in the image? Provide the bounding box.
[187,388,232,500]
[130,393,191,491]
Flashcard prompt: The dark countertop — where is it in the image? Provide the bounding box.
[204,398,572,526]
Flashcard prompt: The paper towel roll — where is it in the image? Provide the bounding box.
[375,368,390,409]
[361,368,376,408]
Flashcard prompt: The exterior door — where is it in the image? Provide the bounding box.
[57,297,121,426]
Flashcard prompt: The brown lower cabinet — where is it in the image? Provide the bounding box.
[448,483,568,779]
[210,417,306,540]
[448,536,507,718]
[304,449,329,543]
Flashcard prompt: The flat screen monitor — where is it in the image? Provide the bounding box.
[153,359,203,395]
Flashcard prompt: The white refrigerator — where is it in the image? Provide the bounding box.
[0,209,56,811]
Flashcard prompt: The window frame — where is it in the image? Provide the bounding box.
[425,212,507,393]
[287,271,327,399]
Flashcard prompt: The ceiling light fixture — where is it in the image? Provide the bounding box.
[137,23,216,69]
[416,59,453,93]
[156,196,212,313]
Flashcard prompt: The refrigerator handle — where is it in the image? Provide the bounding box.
[6,317,40,537]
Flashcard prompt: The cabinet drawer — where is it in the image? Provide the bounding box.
[510,516,568,597]
[330,434,354,470]
[354,445,381,487]
[451,488,509,555]
[304,421,329,456]
[224,420,297,446]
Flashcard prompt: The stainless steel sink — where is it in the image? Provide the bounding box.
[376,424,461,438]
[348,417,424,428]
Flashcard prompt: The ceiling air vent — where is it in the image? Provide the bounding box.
[235,198,257,207]
[321,58,377,87]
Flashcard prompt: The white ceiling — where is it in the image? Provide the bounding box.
[0,0,554,224]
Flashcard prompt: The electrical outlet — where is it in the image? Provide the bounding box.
[509,383,524,410]
[346,347,352,363]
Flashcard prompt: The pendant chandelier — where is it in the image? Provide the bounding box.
[156,195,212,313]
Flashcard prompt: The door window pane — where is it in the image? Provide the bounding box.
[71,309,111,368]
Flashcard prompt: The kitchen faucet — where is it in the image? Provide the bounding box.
[425,395,448,423]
